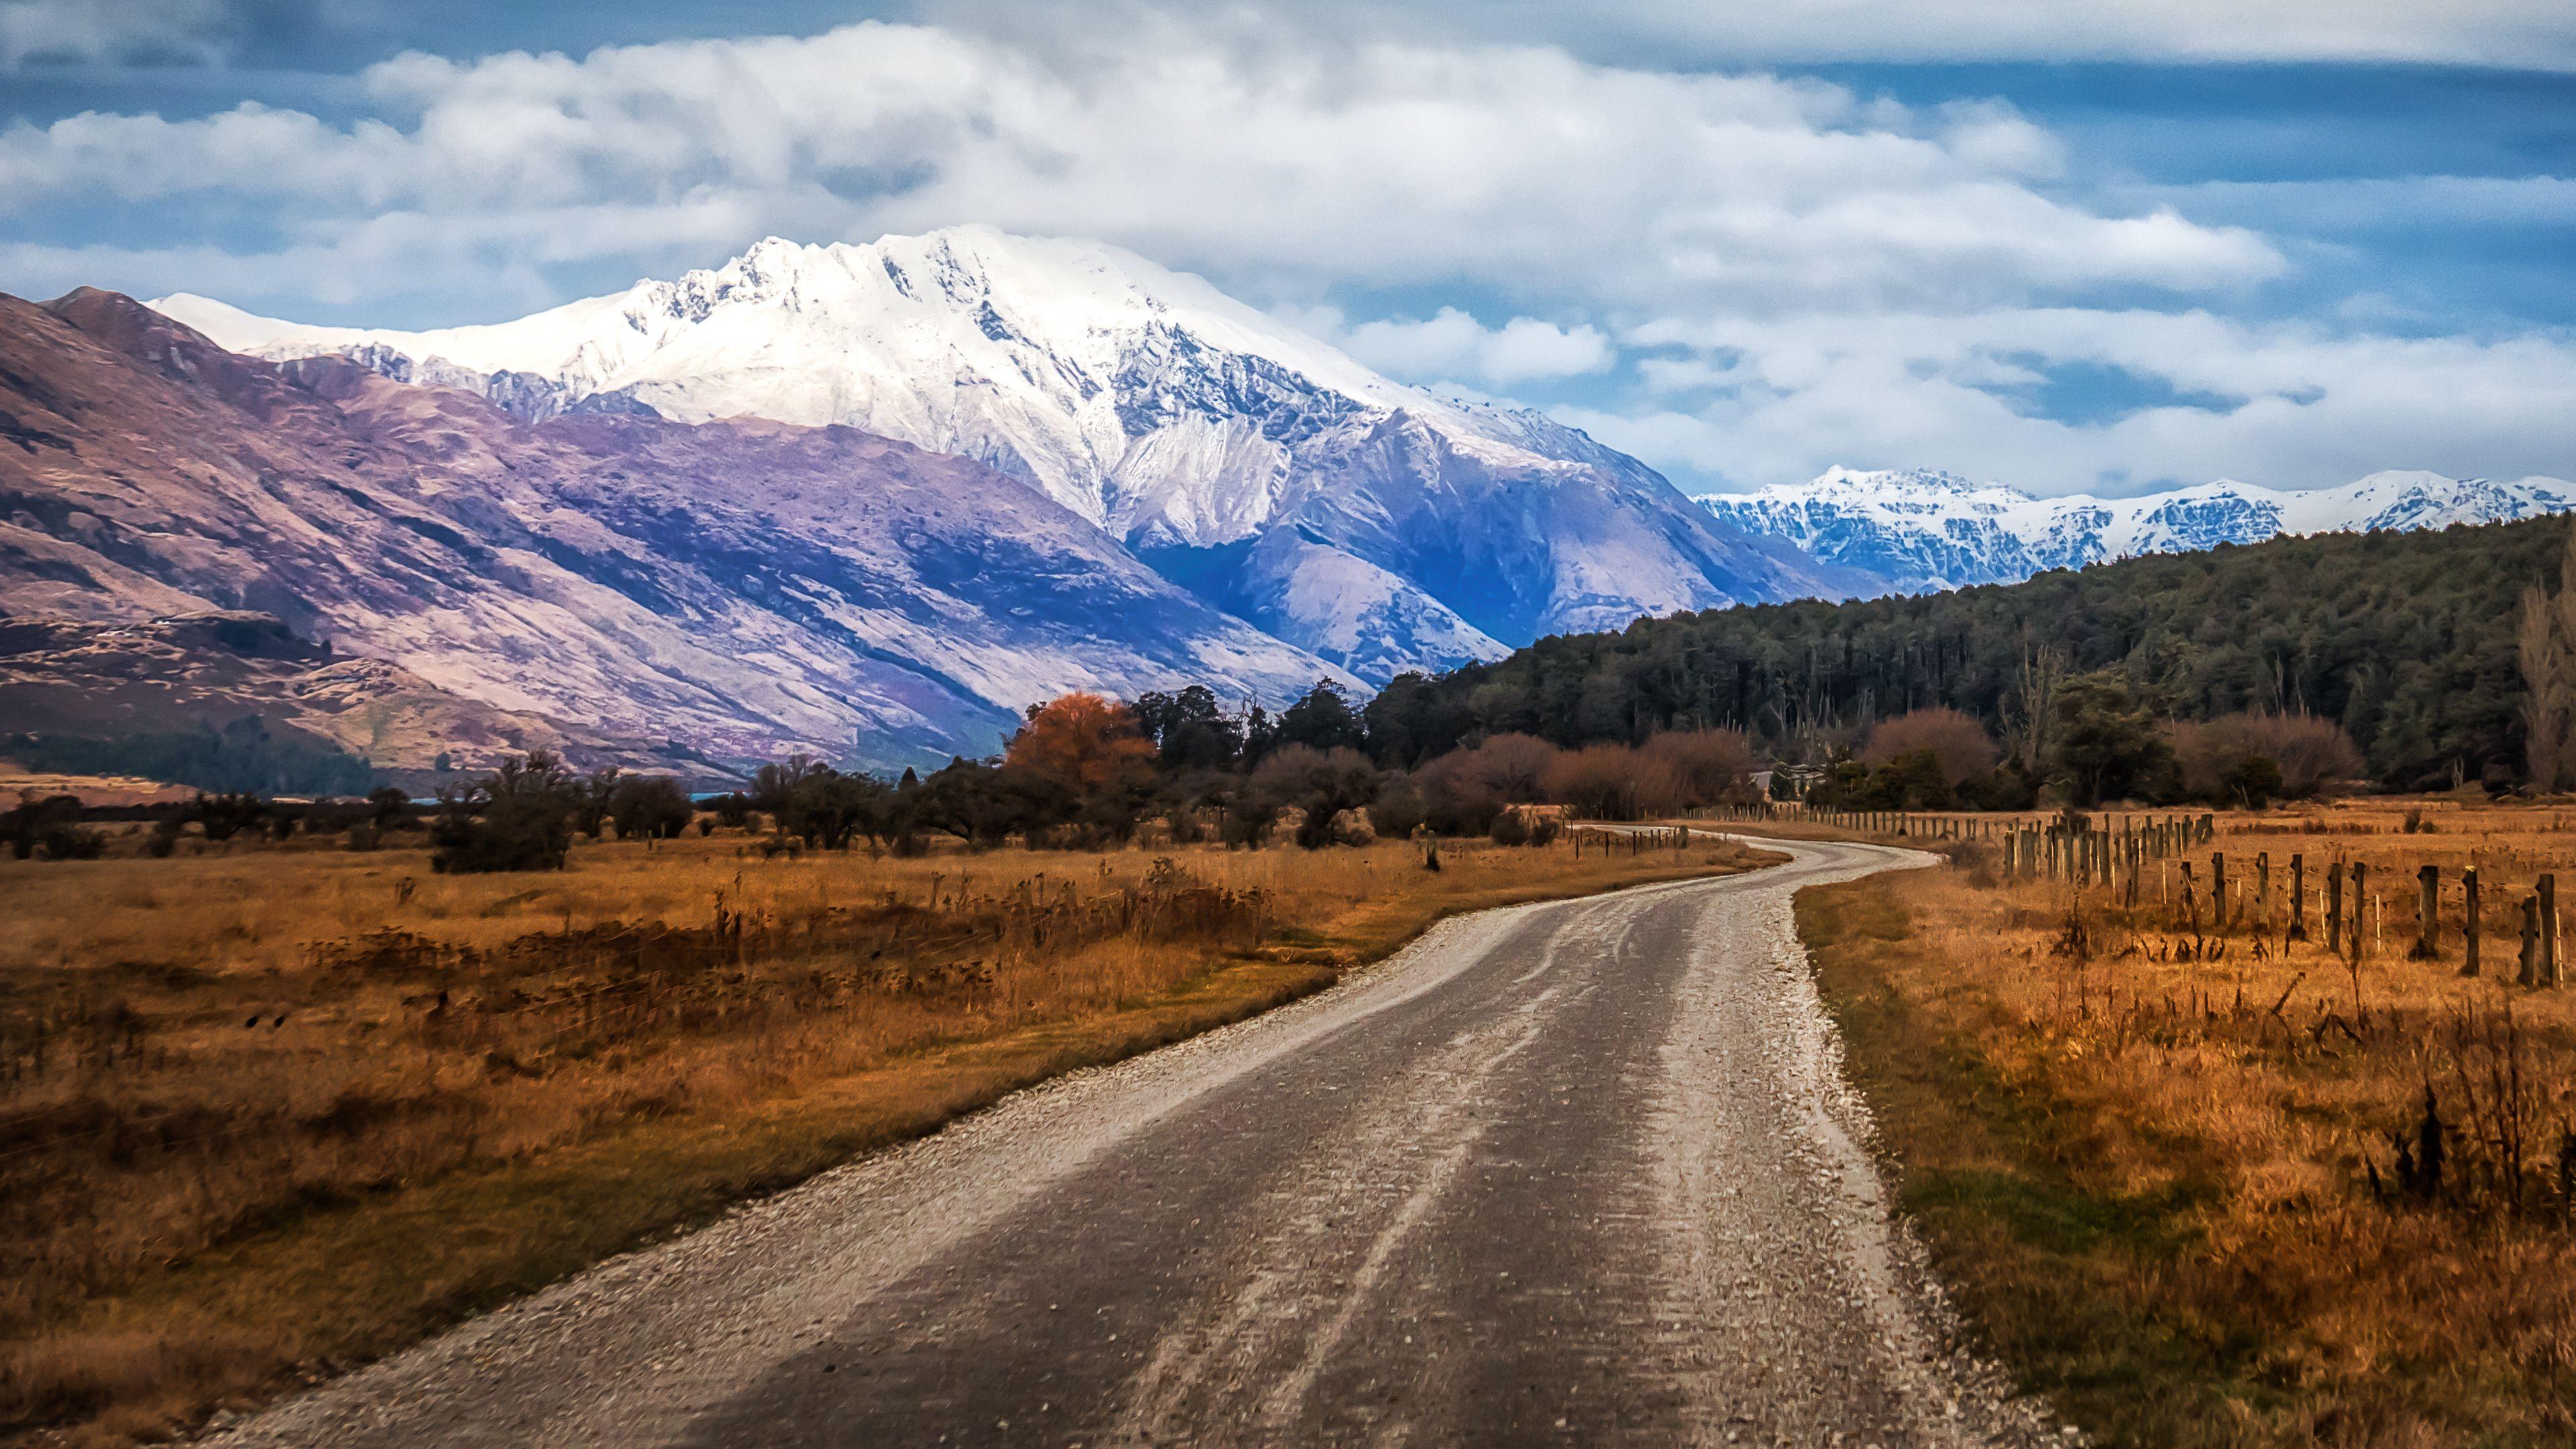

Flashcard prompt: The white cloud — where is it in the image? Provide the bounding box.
[1177,0,2576,70]
[0,18,2279,319]
[1572,307,2576,494]
[2,9,2562,498]
[1330,307,1613,385]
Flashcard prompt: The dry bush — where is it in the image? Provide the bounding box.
[2175,711,2365,800]
[1411,753,1499,836]
[2235,712,2367,797]
[1464,733,1562,802]
[1640,728,1758,807]
[1860,707,1998,787]
[1415,733,1564,834]
[1543,743,1681,820]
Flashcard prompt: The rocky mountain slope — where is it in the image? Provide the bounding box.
[156,227,1839,676]
[0,290,1341,771]
[1699,467,2576,594]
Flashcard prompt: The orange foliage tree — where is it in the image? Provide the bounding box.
[1004,692,1157,792]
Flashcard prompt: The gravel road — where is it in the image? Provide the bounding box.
[205,836,2058,1448]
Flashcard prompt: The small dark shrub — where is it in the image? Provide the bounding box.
[189,791,267,843]
[38,825,107,860]
[2,791,83,859]
[429,751,580,873]
[608,775,695,842]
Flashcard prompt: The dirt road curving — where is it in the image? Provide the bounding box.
[205,837,2056,1448]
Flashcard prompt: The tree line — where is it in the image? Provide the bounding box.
[1359,514,2569,792]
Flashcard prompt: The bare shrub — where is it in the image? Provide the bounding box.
[1464,733,1562,802]
[2177,712,2364,802]
[1641,728,1758,807]
[1860,707,1999,787]
[1417,734,1566,834]
[1544,744,1679,820]
[1248,745,1379,849]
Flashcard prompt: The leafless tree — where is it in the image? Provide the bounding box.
[2004,639,2065,775]
[2520,526,2576,792]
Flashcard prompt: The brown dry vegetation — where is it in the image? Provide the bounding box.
[1795,798,2576,1447]
[0,824,1773,1446]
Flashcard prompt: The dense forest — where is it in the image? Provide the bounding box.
[1,716,376,796]
[1360,514,2568,790]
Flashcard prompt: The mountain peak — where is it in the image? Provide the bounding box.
[138,229,1835,676]
[1702,466,2576,596]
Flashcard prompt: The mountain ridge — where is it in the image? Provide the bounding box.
[1699,466,2575,594]
[0,287,1344,771]
[151,226,1841,678]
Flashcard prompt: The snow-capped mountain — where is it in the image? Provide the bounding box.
[2,288,1344,771]
[152,227,1835,678]
[1700,467,2576,596]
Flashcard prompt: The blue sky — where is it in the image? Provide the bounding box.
[3,0,2571,496]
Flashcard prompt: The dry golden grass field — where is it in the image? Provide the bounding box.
[0,824,1772,1446]
[1788,798,2576,1448]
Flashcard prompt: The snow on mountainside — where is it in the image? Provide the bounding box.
[1,289,1344,771]
[1699,467,2576,596]
[152,227,1836,678]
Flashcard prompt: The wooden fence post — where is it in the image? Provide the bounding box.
[2212,853,2229,934]
[2544,874,2561,987]
[2411,864,2440,961]
[2351,861,2369,961]
[2180,861,2202,941]
[2256,851,2270,930]
[2326,862,2343,955]
[2463,867,2481,978]
[2288,853,2306,941]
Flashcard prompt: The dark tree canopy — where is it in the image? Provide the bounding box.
[1384,515,2565,789]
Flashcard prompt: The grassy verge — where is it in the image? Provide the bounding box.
[1799,832,2576,1449]
[1800,877,2259,1445]
[7,837,1772,1446]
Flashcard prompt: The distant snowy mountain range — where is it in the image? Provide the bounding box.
[10,225,2559,775]
[1697,467,2576,596]
[154,227,1833,684]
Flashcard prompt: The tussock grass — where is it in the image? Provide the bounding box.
[0,828,1774,1446]
[1802,799,2576,1448]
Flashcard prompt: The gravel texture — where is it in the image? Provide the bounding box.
[203,837,2066,1448]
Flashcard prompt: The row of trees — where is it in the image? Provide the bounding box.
[1361,514,2566,792]
[2,786,431,861]
[429,755,696,872]
[718,695,1761,861]
[397,697,1760,872]
[1811,693,2365,812]
[12,690,2361,875]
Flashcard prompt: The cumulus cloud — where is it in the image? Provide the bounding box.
[1329,307,1613,386]
[1570,307,2576,495]
[1,9,2562,496]
[0,17,2280,318]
